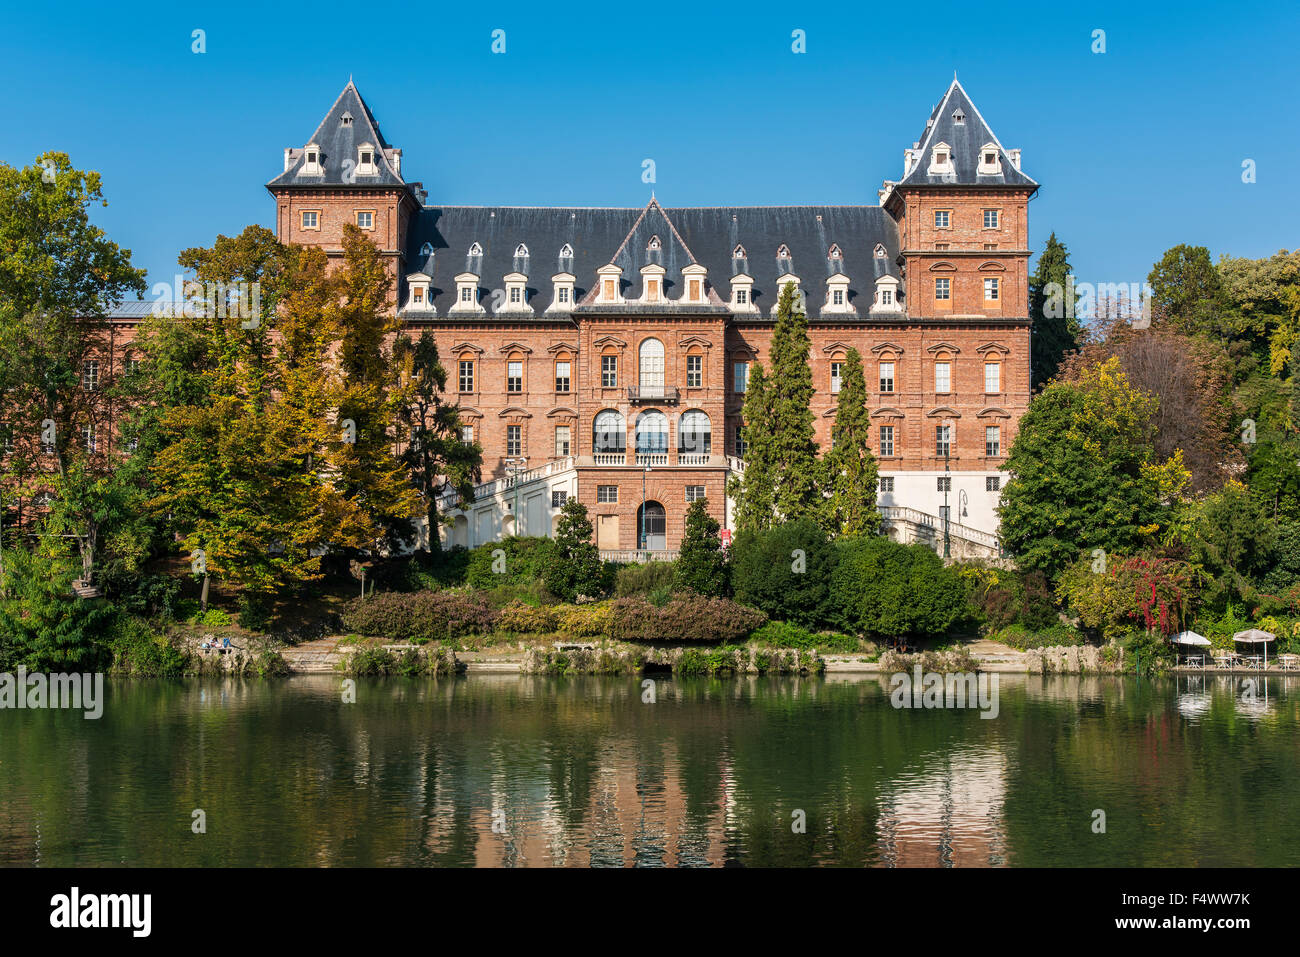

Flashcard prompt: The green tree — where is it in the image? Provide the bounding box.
[824,348,880,536]
[1029,232,1079,388]
[0,545,115,671]
[730,518,836,627]
[766,282,822,521]
[543,499,607,601]
[393,330,482,553]
[330,225,421,551]
[0,153,147,588]
[674,498,727,596]
[728,362,777,532]
[1192,479,1278,605]
[998,358,1190,583]
[831,536,966,639]
[1148,243,1225,337]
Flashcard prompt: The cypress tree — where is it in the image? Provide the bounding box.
[1029,233,1079,389]
[728,362,777,532]
[766,282,822,521]
[674,497,727,595]
[825,348,881,536]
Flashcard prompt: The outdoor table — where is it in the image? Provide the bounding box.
[1184,655,1204,669]
[1280,655,1299,672]
[1245,655,1264,670]
[1212,653,1237,669]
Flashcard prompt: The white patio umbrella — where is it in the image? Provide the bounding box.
[1171,631,1210,665]
[1233,628,1276,668]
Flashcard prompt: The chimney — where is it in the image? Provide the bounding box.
[283,148,293,172]
[1009,148,1021,171]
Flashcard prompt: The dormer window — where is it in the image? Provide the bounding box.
[514,243,529,258]
[559,243,573,258]
[340,111,354,127]
[823,274,852,315]
[928,142,954,175]
[302,144,322,175]
[874,243,887,259]
[597,264,624,304]
[952,108,966,123]
[405,272,433,313]
[451,273,484,314]
[772,273,802,316]
[355,143,377,176]
[647,235,662,251]
[871,276,903,315]
[828,244,843,261]
[681,263,708,304]
[730,274,756,312]
[978,144,1002,174]
[500,273,531,314]
[548,273,576,312]
[776,244,791,260]
[468,242,482,257]
[733,244,746,259]
[640,263,665,303]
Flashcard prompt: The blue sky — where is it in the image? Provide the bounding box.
[3,0,1297,295]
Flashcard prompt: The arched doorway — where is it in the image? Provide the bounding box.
[638,501,666,551]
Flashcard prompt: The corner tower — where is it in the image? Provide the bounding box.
[882,79,1038,320]
[266,80,424,298]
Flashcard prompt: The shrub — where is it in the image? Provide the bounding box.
[108,616,188,677]
[610,596,765,644]
[615,561,676,597]
[554,602,614,638]
[730,519,837,627]
[993,622,1085,650]
[465,536,559,590]
[497,601,559,634]
[750,620,860,653]
[339,590,499,642]
[830,536,966,639]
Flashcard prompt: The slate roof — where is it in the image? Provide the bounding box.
[267,80,407,189]
[897,79,1037,189]
[403,201,900,319]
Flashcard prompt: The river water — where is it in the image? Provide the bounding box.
[1,673,1296,866]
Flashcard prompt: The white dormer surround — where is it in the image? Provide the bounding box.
[450,272,486,315]
[548,272,576,312]
[978,144,1002,175]
[405,272,433,313]
[928,141,954,175]
[356,142,378,176]
[903,148,916,176]
[499,272,532,314]
[1008,148,1022,171]
[640,263,666,303]
[871,276,903,314]
[729,273,757,312]
[596,264,624,304]
[823,274,853,315]
[302,143,323,175]
[390,149,401,177]
[681,263,708,304]
[771,272,803,315]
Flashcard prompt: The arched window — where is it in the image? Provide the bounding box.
[639,338,665,397]
[678,410,711,454]
[593,410,625,453]
[636,410,668,454]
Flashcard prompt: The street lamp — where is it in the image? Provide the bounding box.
[640,464,651,557]
[504,457,527,533]
[942,426,951,559]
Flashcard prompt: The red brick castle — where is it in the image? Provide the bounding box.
[260,77,1036,557]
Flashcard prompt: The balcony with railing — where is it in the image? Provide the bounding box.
[627,385,680,404]
[593,452,626,466]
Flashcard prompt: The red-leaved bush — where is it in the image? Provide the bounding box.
[341,590,499,642]
[609,596,766,644]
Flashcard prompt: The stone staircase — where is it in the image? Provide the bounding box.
[279,638,344,673]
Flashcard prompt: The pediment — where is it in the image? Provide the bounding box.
[821,340,856,355]
[451,342,484,355]
[546,406,578,419]
[593,335,627,350]
[926,341,962,354]
[498,341,534,355]
[547,341,579,355]
[871,341,905,356]
[497,407,533,418]
[978,406,1012,419]
[871,406,905,419]
[678,335,714,350]
[926,406,962,418]
[976,342,1011,355]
